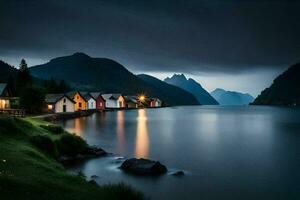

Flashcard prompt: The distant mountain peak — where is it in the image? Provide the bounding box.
[169,73,187,81]
[164,74,218,105]
[212,88,226,93]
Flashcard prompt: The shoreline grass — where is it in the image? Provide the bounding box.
[0,117,145,200]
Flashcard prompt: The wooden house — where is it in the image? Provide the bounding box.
[67,91,87,111]
[101,94,126,109]
[90,92,106,110]
[125,96,138,108]
[0,83,13,109]
[45,94,75,113]
[150,98,162,107]
[81,92,96,110]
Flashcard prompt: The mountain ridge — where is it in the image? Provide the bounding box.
[252,62,300,105]
[211,88,254,105]
[164,74,218,105]
[29,53,199,106]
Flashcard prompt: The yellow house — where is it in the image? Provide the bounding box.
[67,91,87,111]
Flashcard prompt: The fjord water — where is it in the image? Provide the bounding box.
[60,106,300,200]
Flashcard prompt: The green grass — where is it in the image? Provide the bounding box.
[0,117,145,200]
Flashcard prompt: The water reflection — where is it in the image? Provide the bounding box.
[66,118,82,136]
[117,111,125,154]
[135,109,149,158]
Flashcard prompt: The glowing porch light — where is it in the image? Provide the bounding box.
[139,95,145,101]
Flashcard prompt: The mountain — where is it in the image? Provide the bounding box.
[0,60,18,82]
[211,88,254,105]
[252,62,300,105]
[30,53,199,106]
[164,74,218,105]
[137,74,199,106]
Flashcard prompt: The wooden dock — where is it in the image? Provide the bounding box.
[0,109,26,117]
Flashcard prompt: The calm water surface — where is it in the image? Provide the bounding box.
[59,106,300,200]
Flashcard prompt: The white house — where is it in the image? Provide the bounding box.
[82,92,96,110]
[101,94,126,109]
[45,94,75,113]
[150,98,162,107]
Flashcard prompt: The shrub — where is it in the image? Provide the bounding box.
[40,124,64,135]
[56,133,88,156]
[30,135,58,158]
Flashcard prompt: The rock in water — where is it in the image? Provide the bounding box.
[172,171,185,176]
[120,158,167,175]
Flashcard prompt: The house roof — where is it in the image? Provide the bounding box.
[151,98,162,102]
[90,92,106,101]
[45,94,75,104]
[0,83,7,96]
[67,91,87,102]
[102,93,123,101]
[80,92,96,101]
[124,96,138,103]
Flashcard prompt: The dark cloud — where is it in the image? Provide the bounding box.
[0,0,300,73]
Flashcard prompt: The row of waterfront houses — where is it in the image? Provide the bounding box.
[45,91,162,113]
[0,82,162,113]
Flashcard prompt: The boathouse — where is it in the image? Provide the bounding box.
[102,94,126,109]
[67,91,87,111]
[45,94,75,113]
[90,92,106,110]
[150,98,162,107]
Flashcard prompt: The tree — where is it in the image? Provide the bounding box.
[44,78,70,93]
[57,80,69,93]
[16,59,32,95]
[7,75,16,96]
[19,86,45,114]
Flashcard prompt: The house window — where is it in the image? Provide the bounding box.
[91,102,94,107]
[63,98,66,103]
[100,102,102,106]
[79,102,82,108]
[47,104,53,110]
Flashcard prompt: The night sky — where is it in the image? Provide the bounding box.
[1,0,300,96]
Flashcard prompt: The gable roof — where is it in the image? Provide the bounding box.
[67,91,87,102]
[0,83,7,96]
[90,92,106,101]
[45,94,75,104]
[102,93,124,101]
[125,96,138,103]
[80,92,96,101]
[151,98,162,102]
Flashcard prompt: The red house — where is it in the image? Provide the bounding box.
[90,92,106,110]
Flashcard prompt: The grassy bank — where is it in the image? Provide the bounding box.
[0,117,145,200]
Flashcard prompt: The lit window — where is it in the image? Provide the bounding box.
[48,104,53,110]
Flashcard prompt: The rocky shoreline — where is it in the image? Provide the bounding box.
[59,146,107,165]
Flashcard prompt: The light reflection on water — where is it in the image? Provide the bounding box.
[135,109,149,159]
[117,111,125,155]
[59,106,300,200]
